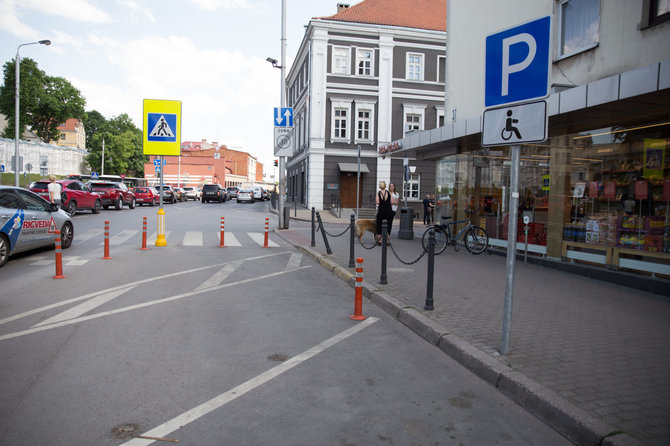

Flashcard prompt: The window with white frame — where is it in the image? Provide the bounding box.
[559,0,600,58]
[403,104,425,135]
[404,174,420,200]
[357,48,373,76]
[436,108,445,128]
[330,99,352,142]
[406,114,421,132]
[334,109,347,138]
[406,53,424,80]
[332,46,350,74]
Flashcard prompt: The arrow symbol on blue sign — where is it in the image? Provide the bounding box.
[274,107,293,127]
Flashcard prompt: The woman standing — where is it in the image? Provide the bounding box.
[375,181,393,244]
[388,182,400,237]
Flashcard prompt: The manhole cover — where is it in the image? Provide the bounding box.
[268,353,288,362]
[111,423,141,439]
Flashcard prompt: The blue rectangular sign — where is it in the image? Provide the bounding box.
[485,16,551,107]
[274,107,293,127]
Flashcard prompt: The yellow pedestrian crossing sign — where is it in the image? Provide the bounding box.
[143,99,181,155]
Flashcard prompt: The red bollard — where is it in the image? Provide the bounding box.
[141,216,148,250]
[53,229,66,279]
[219,216,225,247]
[350,257,366,320]
[102,220,111,259]
[263,217,269,248]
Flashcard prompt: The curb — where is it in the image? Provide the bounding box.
[275,230,643,446]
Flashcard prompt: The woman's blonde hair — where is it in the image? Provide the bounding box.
[379,181,386,189]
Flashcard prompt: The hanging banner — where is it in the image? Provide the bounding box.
[635,180,648,200]
[603,181,616,199]
[642,138,666,180]
[588,181,599,198]
[663,177,670,201]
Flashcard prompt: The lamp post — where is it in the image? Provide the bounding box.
[15,39,51,187]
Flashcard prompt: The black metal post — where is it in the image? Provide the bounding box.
[348,213,355,267]
[311,207,316,247]
[294,197,297,217]
[316,212,332,255]
[424,229,435,310]
[380,219,388,284]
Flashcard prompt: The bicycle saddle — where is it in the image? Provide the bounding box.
[441,215,451,220]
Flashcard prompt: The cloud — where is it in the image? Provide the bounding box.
[0,0,40,40]
[190,0,252,11]
[119,0,155,23]
[23,0,111,23]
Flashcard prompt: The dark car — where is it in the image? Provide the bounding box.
[29,179,101,215]
[154,185,176,203]
[87,181,136,210]
[201,184,227,203]
[132,187,159,206]
[226,187,239,199]
[0,185,74,267]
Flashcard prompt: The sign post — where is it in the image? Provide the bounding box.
[143,99,181,246]
[483,16,551,355]
[274,106,293,229]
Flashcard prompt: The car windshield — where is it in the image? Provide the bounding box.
[30,182,50,189]
[91,183,114,188]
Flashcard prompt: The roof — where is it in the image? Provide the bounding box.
[57,118,80,131]
[316,0,446,32]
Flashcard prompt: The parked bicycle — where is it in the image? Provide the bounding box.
[421,207,489,255]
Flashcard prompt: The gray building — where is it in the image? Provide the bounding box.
[285,0,446,216]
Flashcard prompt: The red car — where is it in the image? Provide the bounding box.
[87,181,136,210]
[29,179,102,215]
[132,186,159,206]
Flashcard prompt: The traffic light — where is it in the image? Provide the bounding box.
[274,159,278,167]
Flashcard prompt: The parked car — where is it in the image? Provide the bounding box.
[237,188,254,203]
[0,185,74,267]
[132,187,159,206]
[29,179,101,215]
[87,181,136,210]
[154,185,176,203]
[173,187,188,202]
[226,187,239,199]
[183,187,200,201]
[201,184,227,203]
[252,186,264,201]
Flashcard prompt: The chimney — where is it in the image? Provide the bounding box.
[337,3,349,13]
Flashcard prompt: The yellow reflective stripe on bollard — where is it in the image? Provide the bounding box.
[156,207,167,247]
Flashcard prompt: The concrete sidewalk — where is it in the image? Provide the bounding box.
[274,206,670,445]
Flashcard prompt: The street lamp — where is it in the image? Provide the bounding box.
[15,39,51,187]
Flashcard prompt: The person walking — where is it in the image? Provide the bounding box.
[422,194,432,225]
[48,175,62,207]
[375,181,393,244]
[388,182,400,237]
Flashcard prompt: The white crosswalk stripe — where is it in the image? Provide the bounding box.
[247,232,279,247]
[100,229,139,245]
[75,229,103,243]
[219,232,241,247]
[183,231,203,246]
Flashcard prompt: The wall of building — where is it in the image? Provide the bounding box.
[0,137,87,177]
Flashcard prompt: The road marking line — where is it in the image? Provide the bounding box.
[74,229,103,243]
[194,261,241,291]
[219,232,241,246]
[32,286,136,327]
[148,231,171,243]
[248,232,278,247]
[0,265,311,342]
[120,317,379,446]
[182,231,202,246]
[285,252,302,271]
[0,252,291,327]
[98,229,138,245]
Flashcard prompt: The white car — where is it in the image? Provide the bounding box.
[0,185,74,267]
[237,189,254,203]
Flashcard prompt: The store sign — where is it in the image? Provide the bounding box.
[378,141,402,155]
[541,175,550,191]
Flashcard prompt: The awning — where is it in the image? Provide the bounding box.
[338,162,369,173]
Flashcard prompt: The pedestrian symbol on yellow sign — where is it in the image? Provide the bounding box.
[149,115,175,138]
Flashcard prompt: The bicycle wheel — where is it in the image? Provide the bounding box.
[465,226,489,254]
[422,227,448,254]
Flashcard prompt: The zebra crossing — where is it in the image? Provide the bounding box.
[79,228,280,248]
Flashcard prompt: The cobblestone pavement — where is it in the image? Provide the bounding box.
[280,208,670,445]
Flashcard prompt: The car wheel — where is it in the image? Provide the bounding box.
[115,197,123,210]
[60,221,74,249]
[103,205,109,210]
[0,234,9,267]
[93,200,102,214]
[129,198,136,209]
[66,200,77,216]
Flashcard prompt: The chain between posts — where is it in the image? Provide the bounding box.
[388,240,427,265]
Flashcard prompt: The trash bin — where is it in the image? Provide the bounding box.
[398,207,413,240]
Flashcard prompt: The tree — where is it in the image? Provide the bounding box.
[0,57,45,139]
[31,76,86,143]
[83,110,106,145]
[85,113,146,176]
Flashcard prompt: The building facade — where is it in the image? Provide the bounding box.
[285,0,446,215]
[395,0,670,277]
[56,118,86,150]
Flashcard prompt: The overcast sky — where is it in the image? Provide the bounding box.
[0,0,346,171]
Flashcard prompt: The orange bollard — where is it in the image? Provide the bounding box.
[53,229,66,279]
[350,257,366,320]
[219,216,225,247]
[141,216,148,250]
[102,220,111,259]
[263,217,269,248]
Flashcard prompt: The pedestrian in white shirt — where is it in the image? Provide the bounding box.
[48,175,62,206]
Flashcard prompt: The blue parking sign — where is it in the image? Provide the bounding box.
[485,16,551,107]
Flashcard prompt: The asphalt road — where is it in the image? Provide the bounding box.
[0,199,570,445]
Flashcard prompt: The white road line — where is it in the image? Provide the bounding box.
[182,231,203,246]
[100,229,138,245]
[148,231,172,243]
[194,261,241,291]
[285,252,302,271]
[0,264,311,342]
[120,317,379,446]
[219,232,241,247]
[0,252,290,327]
[32,286,135,327]
[248,232,279,247]
[74,229,103,243]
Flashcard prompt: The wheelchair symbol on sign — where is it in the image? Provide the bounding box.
[501,110,522,141]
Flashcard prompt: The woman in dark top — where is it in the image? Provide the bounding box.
[376,181,394,244]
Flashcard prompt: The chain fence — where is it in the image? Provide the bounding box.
[388,240,428,265]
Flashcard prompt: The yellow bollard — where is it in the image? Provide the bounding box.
[155,207,167,246]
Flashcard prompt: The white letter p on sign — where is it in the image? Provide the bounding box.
[501,33,537,97]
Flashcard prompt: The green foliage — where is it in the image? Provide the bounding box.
[82,110,106,143]
[0,58,45,139]
[32,76,86,143]
[85,113,146,177]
